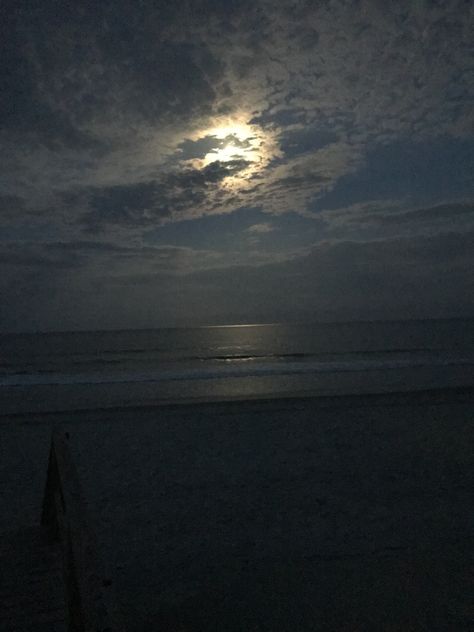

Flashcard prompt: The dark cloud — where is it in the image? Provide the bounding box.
[85,182,164,228]
[81,160,250,231]
[179,230,474,323]
[175,160,250,185]
[0,0,228,155]
[2,229,473,331]
[0,239,222,280]
[318,202,474,242]
[177,136,225,161]
[177,133,256,161]
[0,239,125,270]
[277,127,338,158]
[0,242,79,270]
[0,194,25,218]
[1,2,106,149]
[359,202,474,228]
[250,108,307,128]
[305,231,474,272]
[384,203,474,226]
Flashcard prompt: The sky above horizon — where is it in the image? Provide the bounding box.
[1,0,473,331]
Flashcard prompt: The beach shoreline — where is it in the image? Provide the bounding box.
[2,374,474,420]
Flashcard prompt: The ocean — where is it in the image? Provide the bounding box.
[1,319,474,415]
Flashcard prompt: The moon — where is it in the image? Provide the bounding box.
[177,116,281,191]
[203,138,257,165]
[202,123,261,167]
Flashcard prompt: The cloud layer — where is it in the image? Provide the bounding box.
[1,0,473,329]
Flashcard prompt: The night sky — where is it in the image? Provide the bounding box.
[1,0,473,331]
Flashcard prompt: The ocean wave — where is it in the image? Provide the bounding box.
[1,357,473,387]
[0,347,439,373]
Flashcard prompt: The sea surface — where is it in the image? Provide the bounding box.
[1,319,474,415]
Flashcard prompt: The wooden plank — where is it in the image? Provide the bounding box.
[41,429,126,632]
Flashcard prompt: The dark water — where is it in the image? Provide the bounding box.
[1,319,474,414]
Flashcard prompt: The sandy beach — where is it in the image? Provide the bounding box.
[1,387,473,630]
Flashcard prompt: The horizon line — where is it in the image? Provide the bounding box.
[1,315,474,337]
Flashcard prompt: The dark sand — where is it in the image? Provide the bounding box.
[1,387,473,630]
